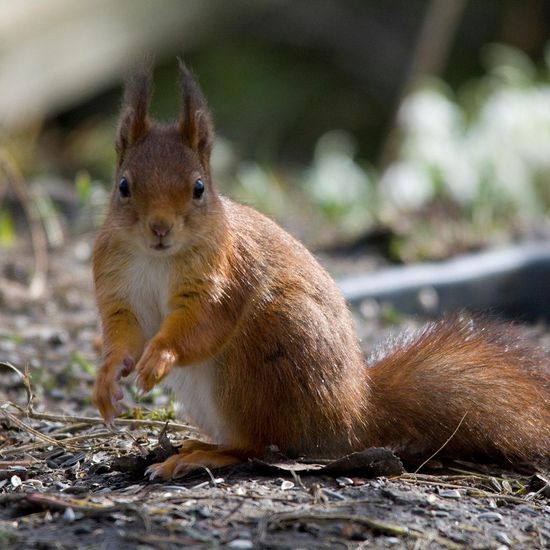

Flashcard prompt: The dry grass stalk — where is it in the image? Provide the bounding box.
[0,150,48,299]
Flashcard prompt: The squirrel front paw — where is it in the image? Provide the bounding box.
[92,357,134,425]
[135,339,177,393]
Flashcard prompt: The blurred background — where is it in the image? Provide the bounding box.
[1,0,550,282]
[2,0,550,423]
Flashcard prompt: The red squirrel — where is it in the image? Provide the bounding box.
[92,61,550,479]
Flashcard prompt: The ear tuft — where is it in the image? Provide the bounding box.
[116,67,152,162]
[178,58,214,167]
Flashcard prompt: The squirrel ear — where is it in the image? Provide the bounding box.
[116,68,152,163]
[178,59,214,167]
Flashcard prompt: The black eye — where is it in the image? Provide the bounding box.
[119,177,130,199]
[193,178,205,200]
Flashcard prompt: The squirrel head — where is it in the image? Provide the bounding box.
[108,60,222,257]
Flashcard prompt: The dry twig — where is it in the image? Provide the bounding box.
[0,407,72,450]
[414,411,469,474]
[19,410,196,432]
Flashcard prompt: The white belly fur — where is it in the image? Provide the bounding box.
[124,254,229,444]
[125,255,171,340]
[163,363,231,444]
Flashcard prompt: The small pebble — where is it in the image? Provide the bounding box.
[10,475,21,488]
[495,532,512,545]
[280,480,294,491]
[439,489,461,499]
[478,511,503,522]
[227,540,253,549]
[426,494,437,504]
[336,477,354,487]
[63,507,76,522]
[321,488,346,501]
[197,506,212,518]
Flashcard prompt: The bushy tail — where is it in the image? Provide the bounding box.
[367,316,550,466]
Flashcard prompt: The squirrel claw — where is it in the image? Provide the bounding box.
[144,449,242,480]
[105,418,117,431]
[145,464,161,480]
[145,458,199,480]
[135,344,177,393]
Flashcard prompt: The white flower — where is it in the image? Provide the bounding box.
[379,161,434,210]
[307,130,371,208]
[399,88,462,139]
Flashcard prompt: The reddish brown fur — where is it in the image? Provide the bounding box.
[116,68,152,164]
[367,317,550,463]
[92,63,550,478]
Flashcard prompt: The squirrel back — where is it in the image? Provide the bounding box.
[92,62,549,478]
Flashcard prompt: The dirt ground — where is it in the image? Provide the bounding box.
[0,237,549,550]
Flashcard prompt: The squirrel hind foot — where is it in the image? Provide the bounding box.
[146,447,247,480]
[176,439,219,454]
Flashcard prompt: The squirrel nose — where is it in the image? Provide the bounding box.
[149,221,172,238]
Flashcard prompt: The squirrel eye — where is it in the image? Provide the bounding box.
[118,177,130,199]
[193,178,205,200]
